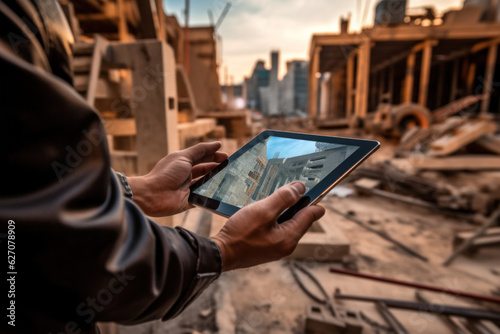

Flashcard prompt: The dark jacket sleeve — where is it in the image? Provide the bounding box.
[0,1,221,333]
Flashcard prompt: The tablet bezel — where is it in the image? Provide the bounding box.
[188,130,380,222]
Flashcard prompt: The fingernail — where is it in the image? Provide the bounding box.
[291,182,305,196]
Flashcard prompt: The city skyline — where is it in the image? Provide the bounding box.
[164,0,463,82]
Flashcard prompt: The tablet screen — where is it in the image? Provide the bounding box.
[193,136,359,208]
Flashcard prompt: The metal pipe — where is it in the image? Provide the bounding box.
[376,301,409,334]
[333,291,500,322]
[329,267,500,304]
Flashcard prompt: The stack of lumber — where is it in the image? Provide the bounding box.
[393,115,500,171]
[350,163,500,218]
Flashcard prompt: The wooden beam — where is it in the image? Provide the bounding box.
[355,42,371,119]
[466,62,477,96]
[429,120,497,156]
[308,46,321,120]
[481,44,498,113]
[370,40,437,74]
[471,37,500,53]
[86,35,108,106]
[403,52,416,103]
[346,52,354,117]
[103,119,136,136]
[418,40,433,106]
[474,134,500,154]
[178,118,216,149]
[116,0,128,41]
[406,155,500,171]
[107,40,179,174]
[369,24,500,41]
[288,220,350,261]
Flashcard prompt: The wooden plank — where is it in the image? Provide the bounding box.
[474,135,500,155]
[455,227,500,243]
[403,52,416,103]
[308,46,321,119]
[444,207,500,266]
[355,42,370,120]
[103,119,136,136]
[481,44,498,113]
[87,35,108,106]
[418,40,433,107]
[429,120,497,156]
[178,118,216,148]
[466,62,476,96]
[288,220,350,261]
[405,155,500,171]
[73,56,92,73]
[346,53,354,118]
[176,64,199,121]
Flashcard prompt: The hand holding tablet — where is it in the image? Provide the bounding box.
[190,130,380,223]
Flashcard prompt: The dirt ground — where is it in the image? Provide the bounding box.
[114,129,500,334]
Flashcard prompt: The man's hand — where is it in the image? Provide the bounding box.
[128,142,228,217]
[210,182,325,271]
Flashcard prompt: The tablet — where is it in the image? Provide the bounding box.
[189,130,379,223]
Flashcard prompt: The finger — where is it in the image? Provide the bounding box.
[180,142,222,164]
[280,205,326,241]
[192,162,220,179]
[255,182,306,219]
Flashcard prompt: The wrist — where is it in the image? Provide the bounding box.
[127,175,154,215]
[209,235,233,272]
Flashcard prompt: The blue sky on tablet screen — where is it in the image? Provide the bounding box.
[266,136,317,159]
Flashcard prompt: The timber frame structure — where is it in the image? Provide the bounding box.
[308,22,500,126]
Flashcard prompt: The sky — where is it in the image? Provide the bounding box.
[163,0,464,83]
[266,136,317,159]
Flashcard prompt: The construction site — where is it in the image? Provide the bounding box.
[21,0,500,333]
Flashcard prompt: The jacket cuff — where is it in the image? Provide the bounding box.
[163,226,222,319]
[111,169,133,200]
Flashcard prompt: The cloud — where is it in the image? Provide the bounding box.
[166,0,463,82]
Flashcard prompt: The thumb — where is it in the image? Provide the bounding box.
[256,182,306,218]
[180,142,222,164]
[280,205,326,241]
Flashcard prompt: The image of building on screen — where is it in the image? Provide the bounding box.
[194,140,357,208]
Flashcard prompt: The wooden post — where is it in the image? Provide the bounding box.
[481,44,498,113]
[107,40,179,174]
[107,41,180,226]
[418,40,433,107]
[86,35,108,106]
[309,46,321,120]
[466,62,476,96]
[355,42,371,119]
[116,0,128,41]
[346,52,354,118]
[404,52,416,103]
